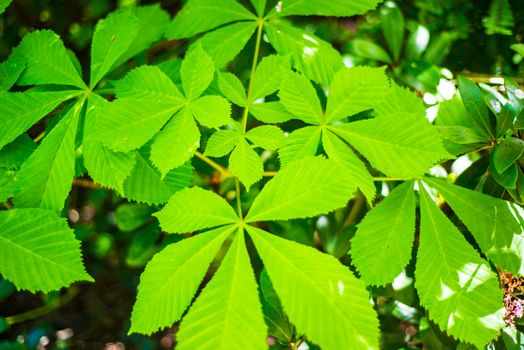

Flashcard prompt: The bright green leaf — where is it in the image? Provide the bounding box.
[0,208,92,292]
[492,138,524,174]
[278,70,322,124]
[218,72,247,107]
[251,55,289,102]
[380,1,404,61]
[458,76,492,137]
[325,66,389,123]
[266,0,382,18]
[246,225,379,350]
[278,126,321,167]
[204,129,242,158]
[230,138,263,191]
[176,231,267,350]
[154,187,238,234]
[416,185,505,347]
[246,156,356,222]
[181,45,215,100]
[129,225,235,334]
[191,95,232,128]
[246,125,286,150]
[250,102,293,124]
[351,181,415,285]
[115,65,184,101]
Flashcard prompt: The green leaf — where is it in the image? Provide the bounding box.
[322,130,376,203]
[205,129,242,157]
[192,21,258,69]
[330,113,452,179]
[191,95,232,128]
[0,208,92,292]
[249,0,266,16]
[416,185,505,347]
[13,30,85,88]
[176,230,266,350]
[511,44,524,57]
[218,72,246,107]
[90,9,139,87]
[246,225,379,350]
[115,65,184,101]
[246,125,286,150]
[150,107,200,177]
[426,178,524,275]
[325,66,389,123]
[123,150,193,205]
[437,126,487,145]
[278,126,321,166]
[380,1,404,62]
[181,45,215,101]
[266,0,382,18]
[0,90,79,150]
[83,95,136,193]
[260,268,294,342]
[251,55,289,102]
[246,157,356,222]
[490,157,518,189]
[166,0,255,39]
[130,225,235,334]
[265,21,343,85]
[112,5,170,69]
[348,39,392,64]
[484,0,514,35]
[0,169,16,202]
[250,102,293,124]
[422,32,453,66]
[278,70,322,124]
[0,0,13,14]
[351,181,416,285]
[95,98,181,152]
[154,187,238,234]
[14,101,82,211]
[0,54,26,90]
[374,82,426,117]
[125,224,162,268]
[492,138,524,174]
[230,138,263,191]
[458,76,493,137]
[115,204,154,232]
[405,24,430,60]
[0,134,36,169]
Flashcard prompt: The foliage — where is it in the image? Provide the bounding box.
[1,0,524,349]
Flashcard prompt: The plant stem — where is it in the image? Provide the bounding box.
[194,151,229,178]
[241,19,264,132]
[262,171,277,177]
[373,177,403,182]
[5,287,78,325]
[342,193,365,228]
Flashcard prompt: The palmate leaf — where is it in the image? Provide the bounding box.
[150,107,200,177]
[325,66,390,123]
[192,21,258,69]
[250,102,294,124]
[330,113,452,179]
[0,54,26,90]
[351,181,416,285]
[246,225,379,350]
[12,30,85,88]
[115,65,185,100]
[426,178,524,275]
[278,126,321,166]
[14,100,83,211]
[191,95,232,129]
[218,72,247,107]
[204,129,242,158]
[229,138,264,191]
[0,209,92,292]
[83,95,136,193]
[181,45,215,101]
[176,230,266,350]
[249,0,266,17]
[166,0,255,39]
[0,134,36,170]
[246,125,286,150]
[90,9,139,87]
[130,225,236,335]
[374,82,426,117]
[266,0,382,18]
[95,98,182,152]
[278,70,322,124]
[251,55,289,102]
[154,187,238,234]
[265,21,343,85]
[0,90,80,149]
[321,130,376,202]
[246,157,357,222]
[123,151,193,205]
[416,185,505,347]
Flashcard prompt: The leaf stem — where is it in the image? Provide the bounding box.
[5,287,78,325]
[241,19,264,132]
[194,151,229,178]
[372,177,403,182]
[262,171,278,177]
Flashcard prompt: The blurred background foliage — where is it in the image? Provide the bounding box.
[1,0,524,349]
